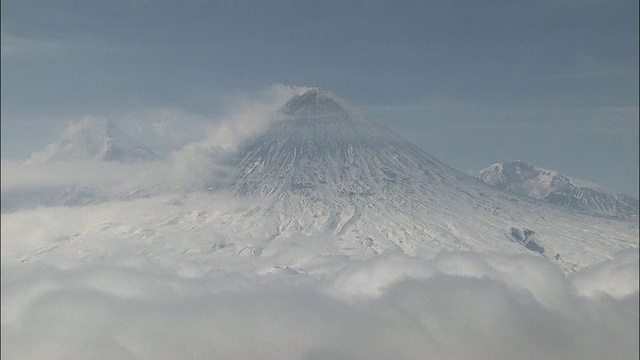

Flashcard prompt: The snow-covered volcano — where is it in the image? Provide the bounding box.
[477,161,639,219]
[212,88,637,270]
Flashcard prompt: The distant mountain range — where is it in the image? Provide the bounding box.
[4,89,637,271]
[476,161,638,219]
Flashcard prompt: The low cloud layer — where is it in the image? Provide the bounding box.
[1,251,638,359]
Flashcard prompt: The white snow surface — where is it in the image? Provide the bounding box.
[2,88,638,359]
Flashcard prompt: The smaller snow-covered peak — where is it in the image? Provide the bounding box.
[29,118,157,163]
[479,161,565,191]
[477,161,638,218]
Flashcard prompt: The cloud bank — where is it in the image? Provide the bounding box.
[1,251,638,360]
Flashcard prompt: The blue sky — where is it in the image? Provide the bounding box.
[2,0,638,195]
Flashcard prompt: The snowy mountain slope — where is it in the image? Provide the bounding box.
[29,118,158,163]
[2,89,638,274]
[232,88,449,197]
[217,88,638,270]
[0,184,106,213]
[477,161,639,219]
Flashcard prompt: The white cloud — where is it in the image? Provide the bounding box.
[195,83,307,150]
[117,108,215,156]
[27,117,113,163]
[1,251,637,360]
[167,84,307,188]
[572,249,640,299]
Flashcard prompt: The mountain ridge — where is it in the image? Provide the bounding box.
[476,160,639,219]
[3,88,637,273]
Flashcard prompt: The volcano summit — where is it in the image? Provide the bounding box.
[233,88,449,198]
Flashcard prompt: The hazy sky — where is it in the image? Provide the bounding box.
[2,0,638,195]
